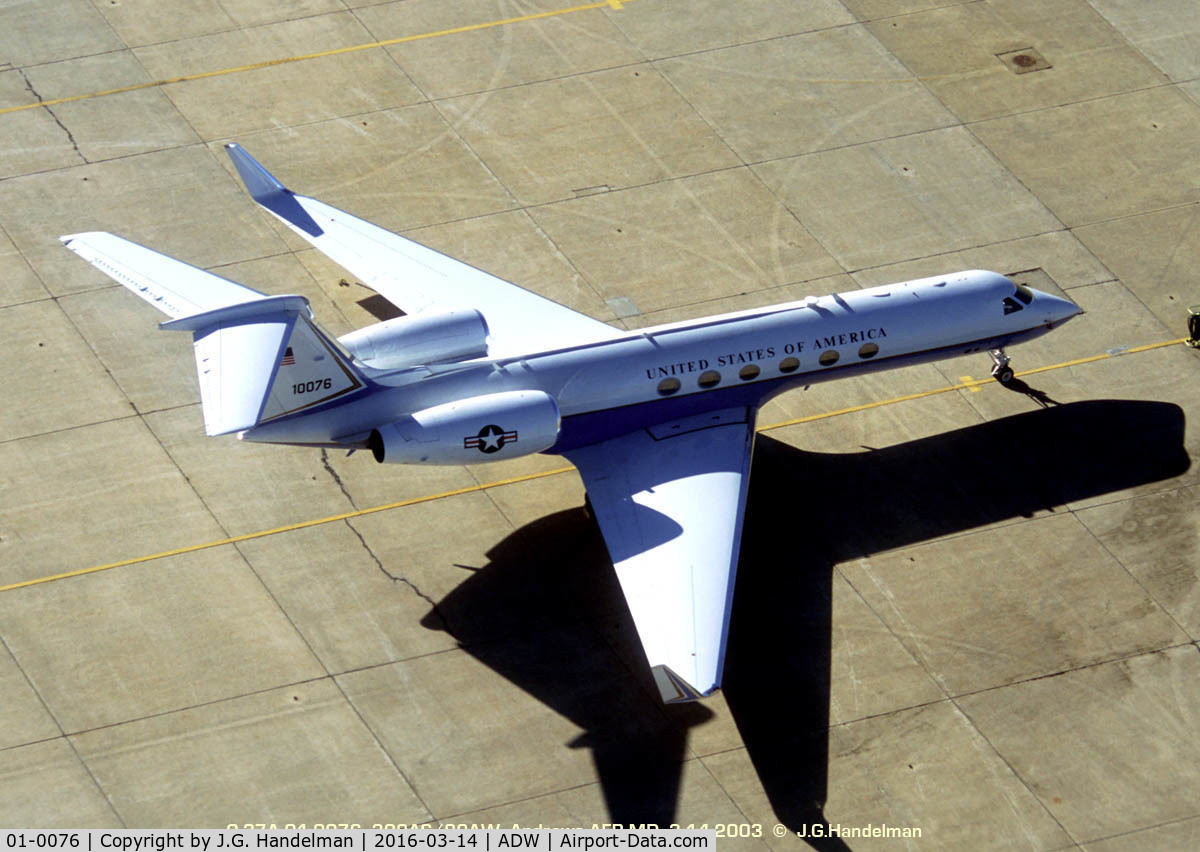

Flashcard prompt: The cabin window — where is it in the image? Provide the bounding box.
[697,370,721,388]
[739,364,760,381]
[1014,282,1034,304]
[819,349,839,366]
[779,356,800,373]
[1003,296,1023,315]
[858,342,879,359]
[657,377,681,396]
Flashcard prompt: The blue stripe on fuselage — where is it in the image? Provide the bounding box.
[547,327,1039,453]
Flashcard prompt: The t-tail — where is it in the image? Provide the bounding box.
[60,232,365,436]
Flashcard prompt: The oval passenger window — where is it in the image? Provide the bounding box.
[697,370,721,388]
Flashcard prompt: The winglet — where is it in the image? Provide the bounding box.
[652,665,708,704]
[225,143,324,238]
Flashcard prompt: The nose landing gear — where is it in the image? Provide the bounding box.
[989,348,1014,384]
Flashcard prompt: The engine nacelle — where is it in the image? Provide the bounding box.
[368,390,560,465]
[338,309,489,369]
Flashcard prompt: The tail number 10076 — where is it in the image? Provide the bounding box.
[293,378,333,395]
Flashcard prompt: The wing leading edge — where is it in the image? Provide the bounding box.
[566,407,756,702]
[224,143,623,359]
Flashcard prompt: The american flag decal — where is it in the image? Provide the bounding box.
[280,346,295,366]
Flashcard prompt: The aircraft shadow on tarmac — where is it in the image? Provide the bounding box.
[417,398,1188,842]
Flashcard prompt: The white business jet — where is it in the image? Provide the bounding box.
[62,144,1081,703]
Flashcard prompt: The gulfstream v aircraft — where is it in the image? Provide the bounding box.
[62,143,1081,703]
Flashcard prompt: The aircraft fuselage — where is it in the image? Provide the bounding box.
[241,269,1080,451]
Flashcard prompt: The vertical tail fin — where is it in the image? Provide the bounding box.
[161,296,365,435]
[60,231,365,437]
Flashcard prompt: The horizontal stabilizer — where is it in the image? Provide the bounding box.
[59,231,365,436]
[159,294,312,332]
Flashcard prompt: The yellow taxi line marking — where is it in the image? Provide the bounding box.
[0,0,637,117]
[0,336,1188,594]
[0,467,573,593]
[961,375,981,392]
[760,337,1187,431]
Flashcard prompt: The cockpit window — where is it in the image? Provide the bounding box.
[1014,282,1034,305]
[1003,296,1023,315]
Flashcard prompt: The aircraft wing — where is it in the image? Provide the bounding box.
[60,231,267,319]
[565,407,755,702]
[225,143,623,359]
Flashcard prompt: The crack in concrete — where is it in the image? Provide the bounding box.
[342,517,456,639]
[320,448,357,509]
[316,451,455,634]
[17,67,86,164]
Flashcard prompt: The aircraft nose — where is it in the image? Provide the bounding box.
[1040,292,1082,327]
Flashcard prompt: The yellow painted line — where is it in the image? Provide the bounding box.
[759,337,1188,431]
[0,336,1189,594]
[0,0,637,117]
[0,467,571,593]
[961,375,981,392]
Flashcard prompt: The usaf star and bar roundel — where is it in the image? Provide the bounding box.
[464,424,518,454]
